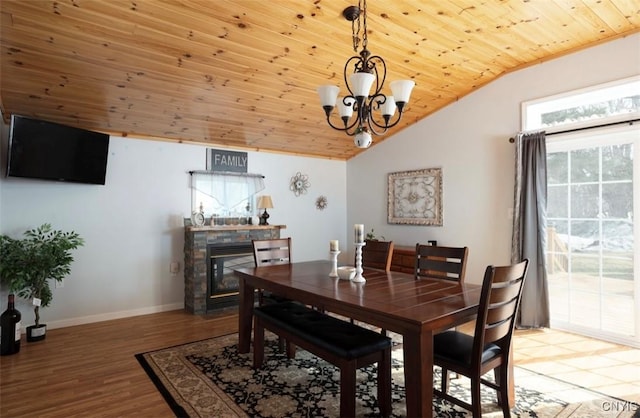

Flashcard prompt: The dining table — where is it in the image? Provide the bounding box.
[235,260,494,418]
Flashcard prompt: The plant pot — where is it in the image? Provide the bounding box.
[26,324,46,342]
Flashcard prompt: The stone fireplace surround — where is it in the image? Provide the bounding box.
[184,224,286,314]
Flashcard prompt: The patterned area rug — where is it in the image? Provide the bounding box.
[136,333,637,418]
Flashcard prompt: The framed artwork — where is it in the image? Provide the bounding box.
[387,168,443,226]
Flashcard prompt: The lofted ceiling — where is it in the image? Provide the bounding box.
[1,1,639,160]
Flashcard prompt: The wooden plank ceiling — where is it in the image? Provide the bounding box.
[1,0,639,160]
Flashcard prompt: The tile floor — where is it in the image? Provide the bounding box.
[512,328,640,404]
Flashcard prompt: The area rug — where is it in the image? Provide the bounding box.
[136,333,637,418]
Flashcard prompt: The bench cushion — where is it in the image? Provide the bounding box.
[254,301,391,360]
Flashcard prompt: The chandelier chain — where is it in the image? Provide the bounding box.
[361,0,368,50]
[351,18,359,53]
[351,2,360,53]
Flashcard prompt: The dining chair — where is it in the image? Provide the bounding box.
[361,239,395,271]
[252,237,293,354]
[415,244,470,370]
[252,237,291,267]
[414,244,469,283]
[432,259,529,418]
[252,237,293,305]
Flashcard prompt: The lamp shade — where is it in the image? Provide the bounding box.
[389,80,415,103]
[257,195,274,209]
[349,72,375,97]
[380,95,396,117]
[337,97,356,118]
[317,85,340,107]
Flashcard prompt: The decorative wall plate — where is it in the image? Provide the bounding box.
[290,172,310,196]
[316,195,328,210]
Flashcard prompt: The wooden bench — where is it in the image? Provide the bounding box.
[253,301,392,418]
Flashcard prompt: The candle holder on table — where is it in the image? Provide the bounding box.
[352,242,366,283]
[329,250,340,278]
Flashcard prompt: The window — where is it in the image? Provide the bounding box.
[523,75,640,132]
[190,172,265,222]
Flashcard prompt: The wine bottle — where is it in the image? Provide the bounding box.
[1,294,22,355]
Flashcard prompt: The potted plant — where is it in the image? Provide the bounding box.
[0,224,84,342]
[365,228,386,241]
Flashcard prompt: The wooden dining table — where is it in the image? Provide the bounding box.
[234,260,485,418]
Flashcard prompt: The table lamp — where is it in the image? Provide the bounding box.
[257,195,274,225]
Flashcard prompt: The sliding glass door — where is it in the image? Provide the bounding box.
[546,125,639,347]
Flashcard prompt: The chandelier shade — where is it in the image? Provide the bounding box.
[349,72,376,97]
[317,0,415,148]
[380,96,396,118]
[390,80,415,108]
[317,85,339,108]
[337,97,356,118]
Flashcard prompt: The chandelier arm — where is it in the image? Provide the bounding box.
[325,113,361,133]
[369,110,403,131]
[369,92,386,112]
[360,96,384,136]
[344,124,362,136]
[366,118,388,136]
[343,55,363,96]
[367,55,387,96]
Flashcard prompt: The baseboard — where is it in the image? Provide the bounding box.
[42,302,185,330]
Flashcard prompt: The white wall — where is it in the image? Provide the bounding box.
[347,34,640,285]
[0,135,347,328]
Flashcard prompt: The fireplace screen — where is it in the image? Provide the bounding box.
[208,244,254,310]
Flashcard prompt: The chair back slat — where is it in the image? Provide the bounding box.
[484,318,514,343]
[488,283,522,305]
[473,260,529,361]
[486,298,519,326]
[417,259,463,276]
[252,238,292,266]
[361,240,394,271]
[415,244,468,283]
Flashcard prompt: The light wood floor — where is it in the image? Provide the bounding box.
[2,309,638,417]
[0,309,238,417]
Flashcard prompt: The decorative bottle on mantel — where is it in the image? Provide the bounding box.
[1,294,22,356]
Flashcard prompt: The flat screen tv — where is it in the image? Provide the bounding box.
[6,115,110,185]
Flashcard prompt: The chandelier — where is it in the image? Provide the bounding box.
[317,0,415,148]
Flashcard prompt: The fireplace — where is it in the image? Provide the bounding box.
[183,223,286,314]
[207,243,254,310]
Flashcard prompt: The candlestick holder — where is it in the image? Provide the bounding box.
[329,250,340,277]
[352,242,366,283]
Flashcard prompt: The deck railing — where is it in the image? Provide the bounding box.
[546,226,568,274]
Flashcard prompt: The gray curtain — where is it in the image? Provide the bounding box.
[511,131,550,328]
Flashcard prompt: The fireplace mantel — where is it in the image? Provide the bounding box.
[186,225,287,232]
[183,224,286,314]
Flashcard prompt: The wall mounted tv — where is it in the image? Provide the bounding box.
[6,115,110,185]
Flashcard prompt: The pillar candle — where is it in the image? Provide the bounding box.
[330,240,339,252]
[354,224,364,243]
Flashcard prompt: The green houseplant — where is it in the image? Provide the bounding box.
[365,228,386,241]
[0,224,84,342]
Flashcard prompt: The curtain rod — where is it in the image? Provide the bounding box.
[508,118,639,143]
[188,170,265,178]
